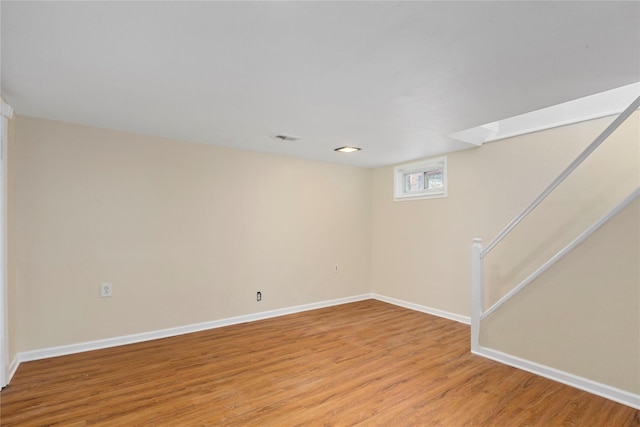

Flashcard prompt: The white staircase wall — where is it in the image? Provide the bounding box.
[482,112,639,310]
[480,197,639,395]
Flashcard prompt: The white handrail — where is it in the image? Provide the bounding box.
[482,95,640,258]
[480,187,640,321]
[472,95,639,352]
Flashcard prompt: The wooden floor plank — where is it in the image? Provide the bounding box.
[1,300,638,426]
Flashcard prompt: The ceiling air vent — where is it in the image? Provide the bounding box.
[273,134,300,142]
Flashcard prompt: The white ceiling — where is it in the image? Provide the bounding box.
[2,1,639,168]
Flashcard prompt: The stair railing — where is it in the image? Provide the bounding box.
[471,95,640,353]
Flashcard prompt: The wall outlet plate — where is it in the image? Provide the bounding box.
[100,283,112,298]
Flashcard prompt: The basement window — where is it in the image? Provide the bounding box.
[394,157,447,201]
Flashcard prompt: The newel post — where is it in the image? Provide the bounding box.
[471,238,484,353]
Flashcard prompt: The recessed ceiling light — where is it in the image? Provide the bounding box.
[334,146,361,153]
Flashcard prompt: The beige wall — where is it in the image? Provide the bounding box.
[478,113,640,395]
[482,113,639,309]
[372,112,638,317]
[11,116,372,352]
[482,198,640,394]
[9,111,639,396]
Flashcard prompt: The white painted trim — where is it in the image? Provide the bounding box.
[448,82,640,146]
[0,107,9,389]
[482,95,640,257]
[8,355,19,384]
[372,293,470,325]
[0,102,13,120]
[470,238,483,352]
[473,346,640,410]
[16,294,372,363]
[11,293,635,410]
[11,293,469,371]
[481,188,640,321]
[393,156,448,201]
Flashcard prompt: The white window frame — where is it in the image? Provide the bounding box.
[394,156,447,201]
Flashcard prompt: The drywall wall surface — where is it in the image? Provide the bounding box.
[12,116,372,352]
[481,198,640,394]
[481,112,639,309]
[371,112,639,318]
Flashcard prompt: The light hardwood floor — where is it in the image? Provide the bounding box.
[1,300,638,426]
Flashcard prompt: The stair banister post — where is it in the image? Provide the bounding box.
[471,238,484,353]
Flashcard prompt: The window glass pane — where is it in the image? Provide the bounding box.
[405,172,424,192]
[426,170,443,189]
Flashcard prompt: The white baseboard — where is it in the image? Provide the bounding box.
[12,293,469,369]
[13,294,636,410]
[6,355,20,386]
[474,346,640,410]
[372,293,471,325]
[16,293,373,364]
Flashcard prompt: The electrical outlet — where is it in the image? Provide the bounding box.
[334,264,339,273]
[100,283,112,298]
[257,291,262,301]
